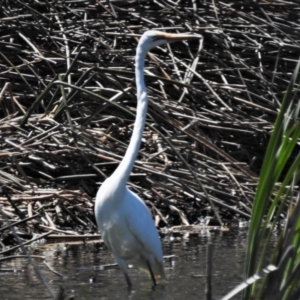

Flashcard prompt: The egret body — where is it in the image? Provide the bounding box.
[95,30,199,287]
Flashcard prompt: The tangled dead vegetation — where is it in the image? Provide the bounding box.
[1,1,300,247]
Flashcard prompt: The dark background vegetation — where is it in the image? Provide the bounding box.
[1,0,300,243]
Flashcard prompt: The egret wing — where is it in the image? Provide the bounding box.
[122,187,164,276]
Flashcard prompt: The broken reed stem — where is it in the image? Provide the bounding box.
[1,0,300,250]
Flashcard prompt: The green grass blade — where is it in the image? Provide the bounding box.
[244,57,300,299]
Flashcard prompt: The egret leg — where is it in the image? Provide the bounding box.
[123,271,132,288]
[146,261,157,286]
[114,255,132,287]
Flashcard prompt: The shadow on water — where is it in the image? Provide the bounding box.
[0,230,248,300]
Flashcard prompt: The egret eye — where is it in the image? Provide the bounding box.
[152,35,164,42]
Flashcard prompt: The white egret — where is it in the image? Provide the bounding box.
[95,30,199,287]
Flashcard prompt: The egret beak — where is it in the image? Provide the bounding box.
[160,32,203,42]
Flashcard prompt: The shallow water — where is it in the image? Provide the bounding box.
[0,230,247,300]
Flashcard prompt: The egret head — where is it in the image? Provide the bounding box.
[139,30,202,52]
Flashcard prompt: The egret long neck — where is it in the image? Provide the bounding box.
[113,43,148,185]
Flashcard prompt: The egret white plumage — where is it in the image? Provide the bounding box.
[95,30,199,287]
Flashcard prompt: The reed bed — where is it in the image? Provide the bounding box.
[1,0,300,248]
